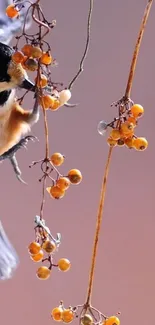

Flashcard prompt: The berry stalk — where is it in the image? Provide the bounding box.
[125,0,153,99]
[85,0,154,306]
[85,146,113,306]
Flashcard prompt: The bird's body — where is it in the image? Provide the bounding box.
[0,89,39,155]
[0,41,39,157]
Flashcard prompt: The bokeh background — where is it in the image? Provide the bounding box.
[0,0,155,324]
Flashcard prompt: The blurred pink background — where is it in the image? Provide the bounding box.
[0,0,155,324]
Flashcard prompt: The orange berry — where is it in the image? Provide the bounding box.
[28,241,41,255]
[81,314,93,325]
[21,44,33,57]
[67,169,82,185]
[127,116,137,126]
[56,177,71,190]
[62,309,74,323]
[12,51,24,64]
[6,5,19,18]
[58,258,71,272]
[120,121,135,134]
[42,240,56,253]
[104,316,120,325]
[40,52,52,65]
[133,137,148,151]
[125,137,135,149]
[124,130,134,139]
[24,58,38,71]
[50,153,64,166]
[31,46,43,58]
[109,129,121,141]
[30,250,44,262]
[21,56,29,70]
[130,104,144,118]
[51,307,63,321]
[117,139,125,146]
[41,95,55,109]
[107,137,117,147]
[46,186,65,199]
[36,266,51,280]
[35,74,47,88]
[49,99,61,111]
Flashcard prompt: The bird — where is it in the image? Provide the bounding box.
[0,0,34,281]
[0,40,40,183]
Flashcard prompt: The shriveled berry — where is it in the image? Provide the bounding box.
[67,169,82,185]
[81,314,93,325]
[42,240,56,253]
[31,46,43,58]
[117,139,125,146]
[24,58,38,71]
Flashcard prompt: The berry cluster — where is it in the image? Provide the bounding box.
[98,100,148,151]
[51,302,120,325]
[29,152,82,200]
[28,217,70,280]
[12,44,71,110]
[47,153,82,199]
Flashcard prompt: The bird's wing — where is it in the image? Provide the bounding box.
[0,0,32,45]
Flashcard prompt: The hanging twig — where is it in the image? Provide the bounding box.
[68,0,94,90]
[85,0,154,306]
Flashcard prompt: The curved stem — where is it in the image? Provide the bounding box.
[85,147,113,305]
[125,0,153,98]
[68,0,94,90]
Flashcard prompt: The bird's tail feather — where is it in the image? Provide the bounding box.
[0,221,19,280]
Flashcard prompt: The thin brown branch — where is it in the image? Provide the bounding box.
[36,5,50,159]
[40,174,47,219]
[125,0,153,98]
[32,1,50,40]
[85,0,154,307]
[39,95,50,159]
[85,147,113,305]
[68,0,94,90]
